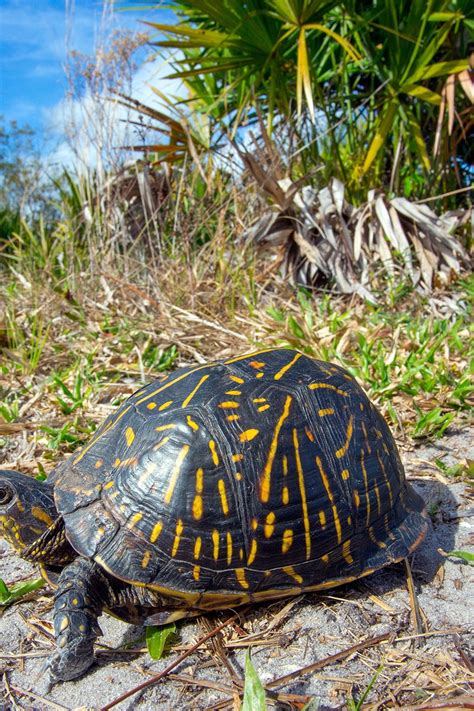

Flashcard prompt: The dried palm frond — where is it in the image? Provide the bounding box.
[83,161,171,249]
[246,174,470,301]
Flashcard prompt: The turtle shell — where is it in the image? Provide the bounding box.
[51,349,427,609]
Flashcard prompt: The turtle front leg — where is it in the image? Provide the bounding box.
[48,557,108,683]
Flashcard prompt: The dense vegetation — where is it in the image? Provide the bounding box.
[0,0,472,467]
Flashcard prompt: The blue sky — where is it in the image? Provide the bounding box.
[0,0,176,158]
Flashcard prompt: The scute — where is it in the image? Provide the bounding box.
[52,349,428,601]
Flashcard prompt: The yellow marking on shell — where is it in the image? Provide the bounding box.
[218,479,229,515]
[164,444,190,504]
[360,449,371,527]
[347,515,352,525]
[104,480,114,489]
[264,512,276,539]
[318,408,334,417]
[114,458,121,467]
[79,624,85,632]
[283,566,303,584]
[353,490,360,508]
[341,468,350,480]
[260,395,292,503]
[309,383,348,396]
[95,459,103,469]
[212,529,220,561]
[225,348,277,365]
[232,453,243,462]
[229,375,244,383]
[209,440,220,465]
[360,402,364,410]
[293,428,311,560]
[125,426,135,447]
[227,414,240,422]
[147,402,157,410]
[274,351,302,380]
[249,360,265,369]
[282,486,289,505]
[336,415,353,459]
[239,548,244,560]
[256,372,264,378]
[368,527,386,548]
[182,374,210,408]
[247,538,257,565]
[31,506,53,527]
[59,617,69,632]
[235,472,242,481]
[154,435,171,452]
[305,428,315,442]
[321,554,329,563]
[72,598,79,606]
[342,540,353,564]
[218,401,240,409]
[193,565,200,581]
[225,390,241,396]
[376,451,393,506]
[226,532,233,565]
[118,457,137,467]
[253,397,266,403]
[141,550,151,569]
[136,363,212,407]
[186,415,199,431]
[251,518,258,531]
[158,400,173,411]
[315,456,342,544]
[192,496,203,520]
[235,568,249,589]
[239,429,259,442]
[282,529,293,553]
[171,519,184,557]
[97,526,105,537]
[150,521,163,543]
[374,482,381,515]
[196,467,204,493]
[319,510,326,528]
[282,455,288,476]
[194,536,202,560]
[156,423,177,434]
[129,512,143,528]
[257,404,270,412]
[16,501,24,513]
[361,421,372,453]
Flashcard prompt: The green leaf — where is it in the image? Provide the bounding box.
[0,577,45,607]
[146,623,177,660]
[446,550,474,566]
[362,100,398,174]
[242,650,267,711]
[288,315,305,339]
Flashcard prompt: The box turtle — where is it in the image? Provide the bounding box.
[0,348,427,682]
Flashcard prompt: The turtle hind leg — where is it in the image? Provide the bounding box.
[48,557,110,683]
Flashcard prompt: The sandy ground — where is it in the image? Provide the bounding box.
[1,426,473,710]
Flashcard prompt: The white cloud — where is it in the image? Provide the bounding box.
[44,53,186,173]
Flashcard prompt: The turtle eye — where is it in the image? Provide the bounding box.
[0,482,15,506]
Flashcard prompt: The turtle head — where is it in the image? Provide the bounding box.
[0,470,58,554]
